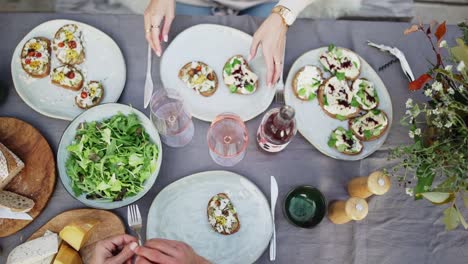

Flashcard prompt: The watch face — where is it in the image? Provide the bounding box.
[283,12,295,25]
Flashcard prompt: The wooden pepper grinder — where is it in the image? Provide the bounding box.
[347,171,391,199]
[328,197,368,224]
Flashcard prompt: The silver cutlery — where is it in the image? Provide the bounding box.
[367,40,415,82]
[275,40,286,104]
[144,45,154,109]
[127,204,143,246]
[269,175,279,261]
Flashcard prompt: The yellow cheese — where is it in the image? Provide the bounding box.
[59,219,99,251]
[53,242,82,264]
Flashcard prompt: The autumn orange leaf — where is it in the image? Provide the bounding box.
[435,21,446,41]
[404,24,419,35]
[409,74,432,91]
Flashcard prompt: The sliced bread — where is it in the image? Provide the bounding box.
[292,65,323,101]
[20,37,51,78]
[318,76,360,120]
[319,45,361,80]
[0,190,35,213]
[207,193,240,235]
[223,55,258,95]
[178,61,218,97]
[52,24,85,65]
[0,142,25,190]
[51,65,84,91]
[349,109,389,141]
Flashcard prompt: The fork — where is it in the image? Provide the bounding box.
[275,39,286,104]
[127,204,143,246]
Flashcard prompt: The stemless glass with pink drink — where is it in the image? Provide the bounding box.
[150,89,194,148]
[207,113,249,167]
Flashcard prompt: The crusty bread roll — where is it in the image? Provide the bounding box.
[0,142,25,190]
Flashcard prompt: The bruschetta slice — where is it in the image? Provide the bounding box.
[178,61,218,97]
[352,78,379,110]
[51,65,84,91]
[75,81,104,109]
[319,44,361,80]
[207,193,240,235]
[20,37,51,78]
[52,24,85,65]
[328,127,363,155]
[292,65,323,101]
[349,109,389,141]
[223,55,258,95]
[318,76,360,120]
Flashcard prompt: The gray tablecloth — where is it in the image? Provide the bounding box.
[0,13,467,264]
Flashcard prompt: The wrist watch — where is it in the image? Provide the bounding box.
[271,5,296,26]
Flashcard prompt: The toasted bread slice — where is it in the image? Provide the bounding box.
[223,55,258,95]
[318,76,360,120]
[51,65,84,91]
[0,142,25,190]
[52,24,85,65]
[178,61,218,97]
[20,37,51,78]
[292,65,323,101]
[319,45,361,80]
[328,127,363,155]
[75,81,104,109]
[0,190,35,213]
[207,193,240,235]
[352,78,379,110]
[349,109,389,141]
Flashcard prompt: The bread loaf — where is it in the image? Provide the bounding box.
[0,142,25,190]
[0,190,35,212]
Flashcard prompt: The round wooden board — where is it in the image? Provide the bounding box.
[0,117,56,237]
[28,209,126,263]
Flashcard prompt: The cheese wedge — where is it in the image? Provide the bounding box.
[7,232,59,264]
[53,242,82,264]
[59,219,99,251]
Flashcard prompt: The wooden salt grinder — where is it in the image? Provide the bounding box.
[347,171,391,199]
[328,197,369,224]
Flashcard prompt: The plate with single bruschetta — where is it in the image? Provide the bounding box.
[11,19,126,120]
[160,24,274,122]
[147,170,273,264]
[284,45,393,160]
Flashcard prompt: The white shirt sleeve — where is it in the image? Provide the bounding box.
[277,0,315,21]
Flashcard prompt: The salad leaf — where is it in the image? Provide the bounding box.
[230,85,237,93]
[245,84,255,93]
[328,44,335,52]
[336,114,347,121]
[336,72,345,81]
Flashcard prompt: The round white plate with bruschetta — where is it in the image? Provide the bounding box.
[160,24,274,122]
[11,19,126,121]
[147,170,273,264]
[284,46,393,161]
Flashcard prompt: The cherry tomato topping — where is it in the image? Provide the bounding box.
[28,51,35,57]
[68,41,77,49]
[80,92,88,99]
[58,42,65,48]
[35,52,42,58]
[67,72,75,79]
[25,59,31,64]
[196,65,202,71]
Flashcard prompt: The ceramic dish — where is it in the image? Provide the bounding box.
[284,47,393,160]
[283,186,326,228]
[147,170,273,264]
[11,19,126,120]
[57,103,162,209]
[160,24,274,122]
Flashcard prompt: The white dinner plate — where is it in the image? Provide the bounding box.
[11,19,126,120]
[160,24,274,122]
[147,170,273,264]
[57,103,162,209]
[284,47,393,160]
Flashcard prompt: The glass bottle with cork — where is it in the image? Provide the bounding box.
[257,105,297,153]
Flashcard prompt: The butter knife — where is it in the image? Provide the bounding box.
[0,208,32,220]
[144,45,154,109]
[269,176,278,261]
[367,40,415,82]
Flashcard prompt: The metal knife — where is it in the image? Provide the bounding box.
[269,176,279,261]
[367,40,415,82]
[0,208,32,220]
[143,45,154,109]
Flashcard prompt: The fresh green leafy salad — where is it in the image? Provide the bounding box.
[66,113,159,201]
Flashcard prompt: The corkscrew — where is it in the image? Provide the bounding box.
[367,40,415,82]
[378,58,399,72]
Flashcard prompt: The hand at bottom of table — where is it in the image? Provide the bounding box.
[135,239,210,264]
[91,234,139,264]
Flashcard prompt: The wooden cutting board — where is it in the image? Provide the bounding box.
[0,117,56,237]
[28,209,126,263]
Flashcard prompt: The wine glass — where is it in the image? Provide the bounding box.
[207,113,249,167]
[150,89,194,147]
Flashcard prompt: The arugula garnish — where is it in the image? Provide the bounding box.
[308,93,316,101]
[364,130,373,140]
[323,95,329,106]
[336,114,347,121]
[351,97,360,107]
[353,61,359,68]
[298,88,307,97]
[224,63,232,75]
[230,85,238,93]
[245,83,255,93]
[371,109,381,115]
[328,44,335,52]
[336,72,346,81]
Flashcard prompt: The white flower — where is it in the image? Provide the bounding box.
[434,121,443,128]
[457,61,466,72]
[424,88,432,97]
[432,81,443,92]
[432,108,440,115]
[445,65,453,71]
[406,188,414,197]
[447,88,455,95]
[405,109,412,116]
[439,40,447,48]
[405,98,413,108]
[458,85,464,91]
[445,121,452,128]
[408,130,415,138]
[414,128,421,136]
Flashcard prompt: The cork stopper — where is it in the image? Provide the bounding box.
[367,171,391,195]
[345,197,368,221]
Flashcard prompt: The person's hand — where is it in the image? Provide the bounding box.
[91,234,138,264]
[250,13,288,88]
[134,239,210,264]
[144,0,175,56]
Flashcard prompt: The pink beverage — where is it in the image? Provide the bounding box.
[257,105,297,153]
[207,113,248,167]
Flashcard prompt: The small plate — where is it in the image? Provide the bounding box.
[283,186,326,228]
[57,103,163,209]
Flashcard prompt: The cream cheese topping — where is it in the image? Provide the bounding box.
[51,65,83,87]
[351,110,388,139]
[223,56,258,95]
[76,81,103,108]
[208,194,239,234]
[52,24,84,64]
[322,76,359,117]
[353,79,379,110]
[320,46,360,79]
[180,61,216,93]
[295,65,323,100]
[21,38,50,74]
[330,127,363,153]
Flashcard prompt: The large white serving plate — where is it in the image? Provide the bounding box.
[160,24,274,122]
[11,19,126,120]
[57,103,162,209]
[147,170,273,264]
[284,47,393,160]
